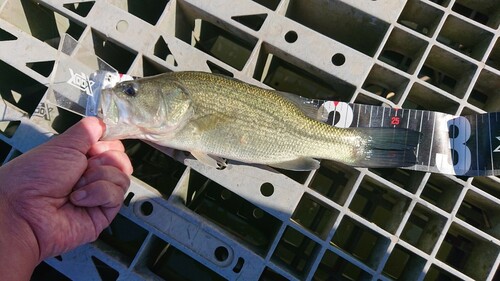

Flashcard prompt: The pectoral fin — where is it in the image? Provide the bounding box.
[189,113,230,134]
[268,157,320,171]
[191,150,227,169]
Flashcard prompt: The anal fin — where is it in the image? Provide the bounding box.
[191,150,227,169]
[268,157,320,171]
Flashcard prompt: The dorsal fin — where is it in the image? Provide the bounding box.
[275,91,323,121]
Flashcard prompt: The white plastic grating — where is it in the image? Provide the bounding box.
[0,0,499,280]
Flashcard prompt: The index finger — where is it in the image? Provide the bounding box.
[88,140,125,157]
[88,150,134,175]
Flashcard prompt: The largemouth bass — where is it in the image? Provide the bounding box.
[99,71,420,170]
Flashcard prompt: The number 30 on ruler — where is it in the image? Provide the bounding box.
[436,116,471,175]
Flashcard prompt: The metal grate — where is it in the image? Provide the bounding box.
[1,0,499,280]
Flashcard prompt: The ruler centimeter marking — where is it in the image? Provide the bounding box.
[332,107,337,128]
[381,107,385,127]
[427,113,437,170]
[356,104,361,127]
[416,111,424,162]
[475,115,479,174]
[488,113,494,172]
[369,106,373,127]
[406,110,410,129]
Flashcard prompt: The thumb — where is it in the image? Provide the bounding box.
[46,117,106,154]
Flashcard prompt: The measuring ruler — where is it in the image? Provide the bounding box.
[303,100,500,177]
[3,35,499,177]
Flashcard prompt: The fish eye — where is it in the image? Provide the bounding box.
[122,83,137,97]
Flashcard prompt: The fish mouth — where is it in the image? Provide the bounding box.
[98,90,119,124]
[99,90,135,140]
[99,90,137,127]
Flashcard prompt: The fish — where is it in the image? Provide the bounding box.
[98,71,420,171]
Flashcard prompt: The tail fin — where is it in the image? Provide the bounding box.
[354,128,421,168]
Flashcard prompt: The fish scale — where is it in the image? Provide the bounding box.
[100,71,421,170]
[178,73,357,162]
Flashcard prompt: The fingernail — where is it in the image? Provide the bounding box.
[72,190,87,201]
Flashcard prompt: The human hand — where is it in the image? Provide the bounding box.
[0,117,132,277]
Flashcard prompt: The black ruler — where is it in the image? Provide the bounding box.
[314,101,500,176]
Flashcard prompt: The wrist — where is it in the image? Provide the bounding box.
[0,195,40,280]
